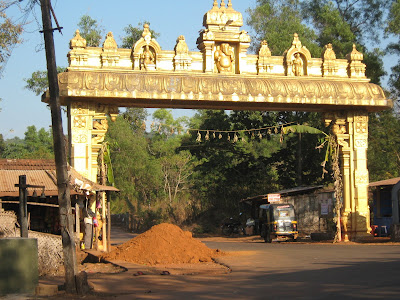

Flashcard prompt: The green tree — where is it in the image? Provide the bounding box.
[183,110,279,212]
[121,21,160,49]
[150,109,194,206]
[77,15,104,47]
[24,15,104,95]
[181,109,329,215]
[1,138,27,158]
[1,126,53,159]
[247,0,387,84]
[386,0,400,103]
[301,0,388,84]
[121,108,148,130]
[368,110,400,180]
[0,1,23,72]
[24,67,66,96]
[0,134,5,156]
[302,0,389,43]
[106,114,162,213]
[247,0,320,56]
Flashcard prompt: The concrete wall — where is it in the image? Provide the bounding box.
[0,238,38,295]
[283,191,335,234]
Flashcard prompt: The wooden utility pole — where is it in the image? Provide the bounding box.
[15,175,46,238]
[40,0,78,293]
[17,175,28,238]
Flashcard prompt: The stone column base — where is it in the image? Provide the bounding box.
[391,224,400,242]
[351,231,374,242]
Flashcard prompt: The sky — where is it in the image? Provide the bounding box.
[0,0,256,139]
[0,0,396,139]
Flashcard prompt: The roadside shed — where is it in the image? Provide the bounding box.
[0,159,118,251]
[242,186,335,235]
[369,177,400,236]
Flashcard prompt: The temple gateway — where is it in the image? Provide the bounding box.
[45,0,392,240]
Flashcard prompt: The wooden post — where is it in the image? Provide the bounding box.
[18,175,28,238]
[102,192,107,252]
[107,192,111,252]
[40,0,78,293]
[75,202,80,249]
[94,193,99,250]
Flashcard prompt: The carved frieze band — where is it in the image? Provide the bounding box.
[59,72,388,107]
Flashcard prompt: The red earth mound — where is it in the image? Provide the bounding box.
[103,223,221,265]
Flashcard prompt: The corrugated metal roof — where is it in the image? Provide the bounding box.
[276,185,326,196]
[0,159,55,170]
[241,185,329,203]
[369,177,400,187]
[0,159,118,197]
[0,170,77,197]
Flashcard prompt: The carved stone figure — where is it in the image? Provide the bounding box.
[141,45,155,70]
[214,43,234,73]
[292,53,303,76]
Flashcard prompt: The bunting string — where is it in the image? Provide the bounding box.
[132,119,310,143]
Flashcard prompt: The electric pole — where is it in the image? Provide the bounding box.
[39,0,78,293]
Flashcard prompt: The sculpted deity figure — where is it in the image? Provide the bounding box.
[214,43,234,73]
[141,45,154,70]
[292,53,303,76]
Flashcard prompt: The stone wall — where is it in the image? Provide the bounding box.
[0,211,64,276]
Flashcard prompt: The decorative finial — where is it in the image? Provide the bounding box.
[103,32,117,50]
[221,0,226,8]
[292,33,302,49]
[142,24,151,38]
[70,29,87,49]
[213,0,218,7]
[228,0,233,8]
[348,44,363,61]
[142,24,152,44]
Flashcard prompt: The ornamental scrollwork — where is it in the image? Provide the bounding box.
[72,132,88,144]
[355,139,368,148]
[355,116,368,134]
[73,116,87,129]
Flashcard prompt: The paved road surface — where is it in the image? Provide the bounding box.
[86,235,400,299]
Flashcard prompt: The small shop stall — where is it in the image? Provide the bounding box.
[0,159,118,252]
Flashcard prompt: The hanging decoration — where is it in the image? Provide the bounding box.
[137,119,326,144]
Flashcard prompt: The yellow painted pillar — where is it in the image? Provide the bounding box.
[351,112,371,237]
[69,102,92,180]
[68,101,118,182]
[325,110,370,241]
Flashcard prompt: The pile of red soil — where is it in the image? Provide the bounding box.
[103,223,221,265]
